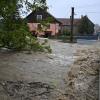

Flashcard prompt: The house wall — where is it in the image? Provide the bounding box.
[73,25,79,35]
[61,25,79,36]
[27,23,37,31]
[27,23,60,36]
[49,23,59,35]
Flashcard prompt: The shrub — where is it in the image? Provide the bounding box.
[63,29,70,36]
[44,45,52,53]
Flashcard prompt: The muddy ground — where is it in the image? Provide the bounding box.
[0,39,100,100]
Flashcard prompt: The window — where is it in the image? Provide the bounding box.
[37,15,42,21]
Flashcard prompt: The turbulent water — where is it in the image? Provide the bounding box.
[0,39,99,100]
[0,40,78,100]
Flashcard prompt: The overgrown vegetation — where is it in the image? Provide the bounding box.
[57,29,71,42]
[0,0,51,52]
[62,29,71,36]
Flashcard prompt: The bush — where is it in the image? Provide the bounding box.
[25,36,52,53]
[0,19,52,52]
[62,29,70,36]
[0,28,27,50]
[31,41,45,52]
[44,45,52,53]
[57,29,70,40]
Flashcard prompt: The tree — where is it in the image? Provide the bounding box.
[0,0,47,50]
[24,0,47,12]
[0,0,24,48]
[37,17,53,34]
[78,15,94,35]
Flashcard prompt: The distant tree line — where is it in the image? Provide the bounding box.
[78,15,94,35]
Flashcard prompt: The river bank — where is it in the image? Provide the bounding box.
[65,43,100,100]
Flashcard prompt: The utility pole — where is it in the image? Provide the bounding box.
[70,7,74,42]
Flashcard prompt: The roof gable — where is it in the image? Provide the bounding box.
[26,9,61,24]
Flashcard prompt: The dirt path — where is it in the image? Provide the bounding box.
[0,40,79,100]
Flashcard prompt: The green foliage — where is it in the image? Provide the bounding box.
[25,0,47,12]
[0,0,49,52]
[62,29,70,36]
[41,39,48,45]
[0,0,26,49]
[41,39,52,53]
[57,29,70,40]
[78,16,94,35]
[58,35,70,42]
[31,42,45,52]
[0,19,29,50]
[37,17,53,33]
[26,37,52,53]
[57,29,77,43]
[44,45,52,53]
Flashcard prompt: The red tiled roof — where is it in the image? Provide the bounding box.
[57,18,81,26]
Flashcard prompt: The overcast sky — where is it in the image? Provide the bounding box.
[47,0,100,25]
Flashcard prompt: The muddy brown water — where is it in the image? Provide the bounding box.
[1,39,98,100]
